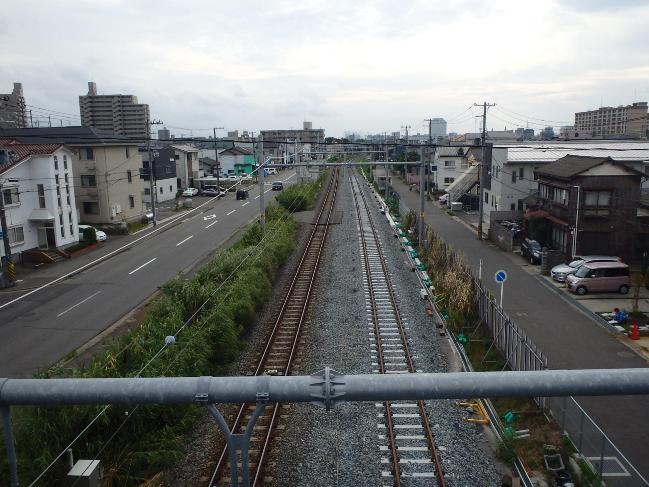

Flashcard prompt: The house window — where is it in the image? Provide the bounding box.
[63,155,68,169]
[66,195,71,206]
[519,167,524,179]
[512,170,517,183]
[518,199,524,211]
[144,188,150,195]
[127,170,132,183]
[66,184,70,195]
[444,177,455,184]
[58,197,62,208]
[484,191,489,203]
[55,174,59,186]
[510,203,516,211]
[81,175,97,187]
[83,201,100,214]
[8,226,24,245]
[70,223,74,236]
[80,148,94,160]
[64,173,69,183]
[37,184,46,208]
[126,146,130,158]
[159,187,163,194]
[129,195,135,208]
[59,213,64,228]
[444,160,455,167]
[583,191,611,216]
[54,155,58,171]
[170,185,173,192]
[2,187,20,206]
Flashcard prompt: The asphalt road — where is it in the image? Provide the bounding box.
[0,171,297,378]
[391,177,649,479]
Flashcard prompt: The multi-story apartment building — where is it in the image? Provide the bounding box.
[0,83,27,129]
[172,145,201,189]
[0,127,146,226]
[0,140,79,261]
[140,145,178,203]
[574,102,648,138]
[260,121,325,145]
[79,82,149,139]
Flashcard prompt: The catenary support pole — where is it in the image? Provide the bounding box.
[259,136,265,234]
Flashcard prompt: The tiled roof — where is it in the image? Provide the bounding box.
[535,155,614,179]
[0,140,63,174]
[0,126,136,145]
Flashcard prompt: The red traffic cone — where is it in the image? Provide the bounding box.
[631,323,640,341]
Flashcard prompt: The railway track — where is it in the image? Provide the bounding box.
[350,171,446,487]
[209,168,340,487]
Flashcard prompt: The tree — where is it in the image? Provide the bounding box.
[82,226,97,243]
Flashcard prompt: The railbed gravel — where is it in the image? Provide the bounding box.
[270,168,503,487]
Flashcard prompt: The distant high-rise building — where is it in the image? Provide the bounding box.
[542,126,555,140]
[260,121,324,144]
[575,102,648,138]
[0,83,27,128]
[158,127,170,140]
[429,118,447,137]
[79,82,150,138]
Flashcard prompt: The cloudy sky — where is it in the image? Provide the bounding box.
[2,0,649,137]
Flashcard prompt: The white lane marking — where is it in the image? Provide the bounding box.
[57,290,102,318]
[0,184,229,310]
[241,202,249,207]
[176,235,194,247]
[203,214,217,221]
[264,189,271,193]
[285,173,296,181]
[227,209,236,216]
[128,258,157,275]
[205,220,219,229]
[254,195,260,199]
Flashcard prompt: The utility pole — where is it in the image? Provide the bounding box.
[419,146,425,246]
[146,117,163,227]
[259,135,265,234]
[213,127,224,197]
[29,110,33,128]
[424,118,434,196]
[474,102,495,240]
[0,178,16,288]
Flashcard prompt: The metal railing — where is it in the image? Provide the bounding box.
[3,369,649,487]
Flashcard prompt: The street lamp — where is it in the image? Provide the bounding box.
[572,185,581,259]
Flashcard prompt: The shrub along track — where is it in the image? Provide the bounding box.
[207,168,340,487]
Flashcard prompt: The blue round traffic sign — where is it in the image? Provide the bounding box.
[495,270,507,283]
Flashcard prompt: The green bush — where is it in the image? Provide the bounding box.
[82,226,97,243]
[1,204,297,486]
[275,171,327,212]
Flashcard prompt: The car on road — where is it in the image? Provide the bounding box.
[566,261,630,295]
[551,255,621,282]
[78,224,107,242]
[265,168,278,176]
[521,238,542,264]
[236,188,249,200]
[438,193,449,205]
[182,187,199,197]
[201,186,224,197]
[271,181,284,191]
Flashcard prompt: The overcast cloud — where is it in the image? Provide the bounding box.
[2,0,648,136]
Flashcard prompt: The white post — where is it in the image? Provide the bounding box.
[479,259,482,280]
[500,281,504,308]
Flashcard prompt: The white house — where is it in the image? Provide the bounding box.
[172,145,201,189]
[0,140,79,261]
[431,146,475,192]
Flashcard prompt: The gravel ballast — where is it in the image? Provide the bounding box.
[270,168,503,486]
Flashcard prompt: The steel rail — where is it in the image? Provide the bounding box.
[211,168,339,486]
[351,170,446,487]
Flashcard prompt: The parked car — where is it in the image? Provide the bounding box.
[438,193,449,205]
[182,187,199,197]
[265,168,278,176]
[78,225,107,242]
[521,238,542,264]
[272,181,284,191]
[142,211,154,223]
[551,255,621,282]
[240,174,252,181]
[566,261,630,295]
[236,188,249,200]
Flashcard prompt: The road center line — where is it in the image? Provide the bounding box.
[57,290,102,318]
[128,258,157,275]
[227,209,236,215]
[241,202,249,207]
[254,195,260,199]
[264,189,271,193]
[176,235,194,246]
[205,220,219,229]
